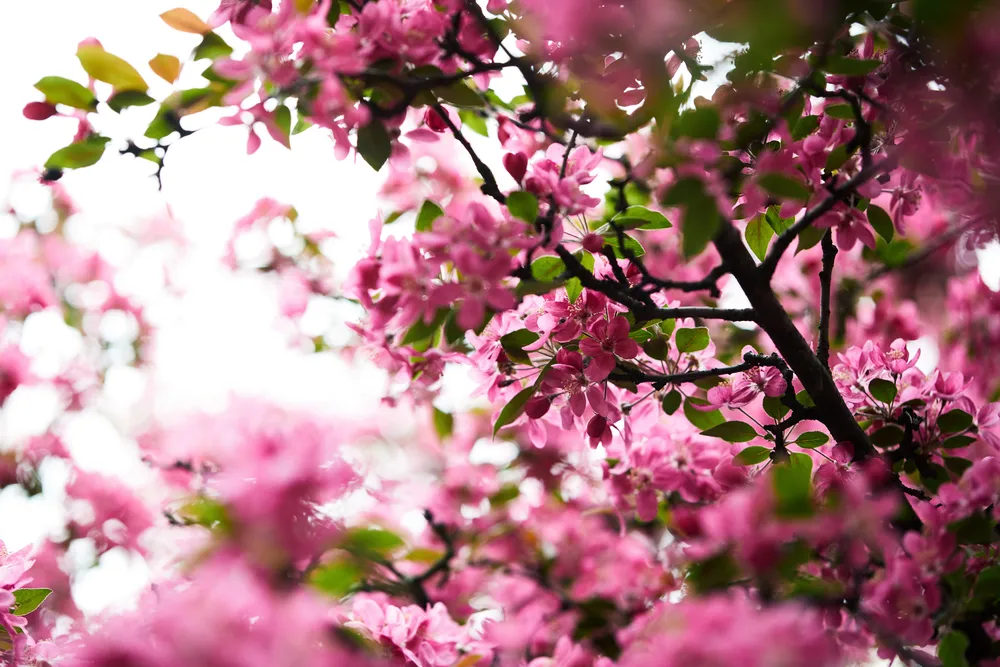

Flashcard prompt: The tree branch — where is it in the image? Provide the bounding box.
[817,229,837,370]
[610,352,786,389]
[712,220,875,458]
[431,103,505,203]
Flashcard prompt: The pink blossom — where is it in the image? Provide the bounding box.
[579,316,639,382]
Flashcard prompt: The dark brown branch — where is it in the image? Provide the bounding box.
[712,220,875,458]
[817,229,837,369]
[610,352,786,389]
[431,103,505,203]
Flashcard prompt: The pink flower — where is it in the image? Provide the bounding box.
[579,316,639,382]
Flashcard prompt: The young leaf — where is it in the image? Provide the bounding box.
[11,589,52,616]
[500,330,540,365]
[310,559,364,598]
[701,421,758,443]
[507,191,539,223]
[868,378,897,404]
[938,409,973,434]
[342,527,405,558]
[745,213,775,262]
[193,32,234,60]
[734,446,770,466]
[610,205,671,230]
[773,453,814,518]
[867,205,894,242]
[432,407,454,439]
[77,46,148,92]
[684,397,725,430]
[34,76,96,110]
[795,431,830,449]
[937,631,970,667]
[415,200,444,232]
[493,386,537,436]
[675,327,710,354]
[107,91,155,113]
[762,396,789,420]
[149,54,181,84]
[660,389,682,415]
[757,172,811,200]
[356,122,392,171]
[160,8,212,34]
[529,256,565,282]
[942,435,977,449]
[44,136,110,170]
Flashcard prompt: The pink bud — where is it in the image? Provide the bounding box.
[525,396,551,419]
[582,233,605,254]
[502,151,528,183]
[23,102,58,121]
[78,37,104,49]
[424,109,449,133]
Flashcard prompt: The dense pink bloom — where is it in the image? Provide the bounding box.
[579,316,639,382]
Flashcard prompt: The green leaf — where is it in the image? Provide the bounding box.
[824,104,856,121]
[11,589,52,616]
[942,435,977,449]
[745,213,775,262]
[273,105,292,147]
[686,552,740,593]
[529,256,566,282]
[867,205,894,242]
[938,409,973,435]
[795,225,825,254]
[701,421,758,443]
[795,431,829,449]
[762,396,789,420]
[944,456,973,476]
[356,122,392,171]
[432,407,453,439]
[489,484,520,507]
[459,109,488,136]
[34,76,96,110]
[734,446,770,466]
[565,278,583,304]
[949,511,997,545]
[77,46,148,92]
[684,397,725,430]
[757,172,812,201]
[400,309,448,349]
[972,566,1000,609]
[179,497,230,529]
[342,527,405,558]
[765,206,793,234]
[868,378,897,404]
[796,390,816,408]
[937,631,970,667]
[871,426,905,446]
[107,90,155,113]
[661,389,682,415]
[434,81,483,108]
[674,107,720,140]
[44,136,110,170]
[606,234,646,259]
[675,327,710,354]
[193,31,233,60]
[494,386,537,436]
[507,191,538,223]
[500,330,540,365]
[663,178,719,258]
[415,200,444,232]
[310,559,364,598]
[610,205,671,230]
[773,452,814,518]
[823,56,881,77]
[791,115,820,141]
